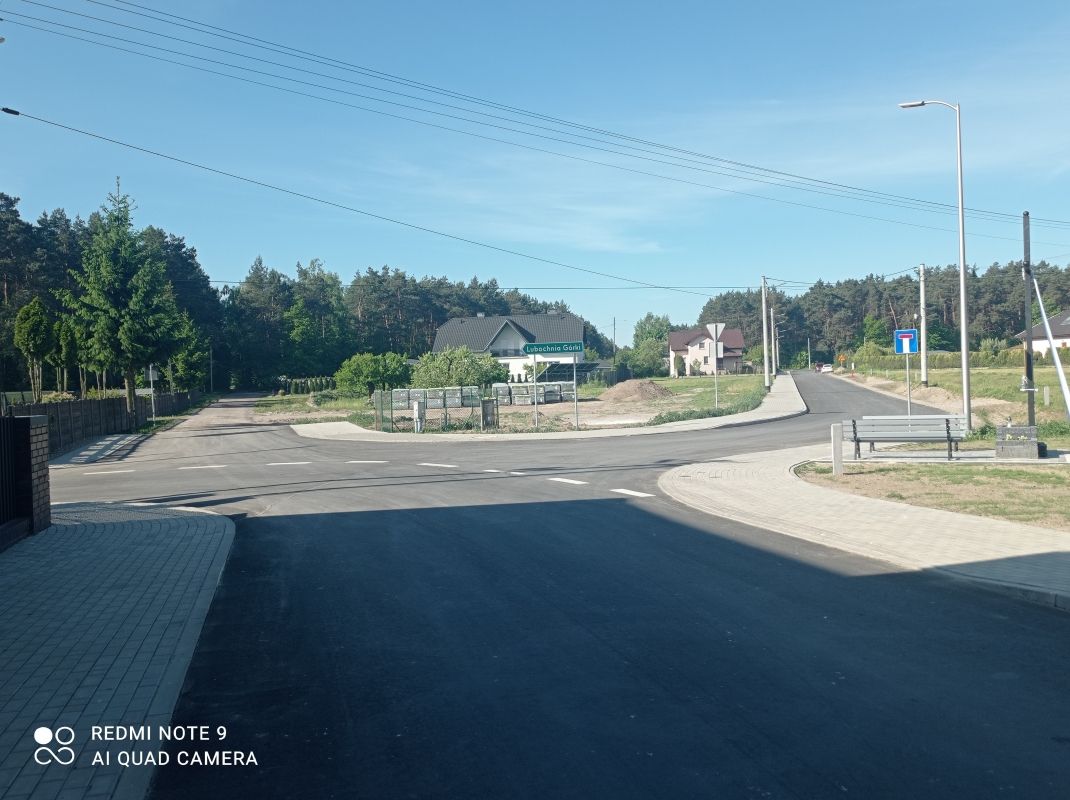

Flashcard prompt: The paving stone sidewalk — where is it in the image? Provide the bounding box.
[659,445,1070,611]
[0,503,234,800]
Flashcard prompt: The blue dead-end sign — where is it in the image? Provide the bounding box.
[894,328,919,355]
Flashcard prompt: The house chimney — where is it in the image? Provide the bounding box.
[476,312,485,317]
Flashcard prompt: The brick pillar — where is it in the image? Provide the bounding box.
[28,416,50,532]
[13,415,51,534]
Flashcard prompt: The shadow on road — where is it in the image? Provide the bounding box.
[150,498,1070,800]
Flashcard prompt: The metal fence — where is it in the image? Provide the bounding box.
[369,383,578,432]
[491,382,575,405]
[4,391,201,456]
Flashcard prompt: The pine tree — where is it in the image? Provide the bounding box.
[65,184,181,414]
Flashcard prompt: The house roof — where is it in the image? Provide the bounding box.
[432,312,585,352]
[719,328,745,352]
[668,325,745,353]
[668,327,708,352]
[1016,311,1070,341]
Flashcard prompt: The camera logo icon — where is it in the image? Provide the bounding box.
[33,727,76,766]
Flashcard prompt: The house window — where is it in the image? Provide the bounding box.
[703,356,709,364]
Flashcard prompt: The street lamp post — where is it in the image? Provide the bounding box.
[899,99,971,429]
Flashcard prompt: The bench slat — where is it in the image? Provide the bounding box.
[841,415,965,460]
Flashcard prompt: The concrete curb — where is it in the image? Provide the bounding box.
[291,373,808,443]
[658,449,1070,614]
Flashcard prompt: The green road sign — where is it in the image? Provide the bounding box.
[522,341,583,355]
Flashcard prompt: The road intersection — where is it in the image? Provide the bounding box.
[26,373,1070,799]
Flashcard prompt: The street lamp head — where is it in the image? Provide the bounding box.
[898,100,926,108]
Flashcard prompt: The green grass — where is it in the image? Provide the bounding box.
[861,365,1068,417]
[578,381,608,399]
[254,393,316,413]
[647,381,767,425]
[652,374,763,401]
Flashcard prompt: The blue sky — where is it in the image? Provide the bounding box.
[3,0,1070,344]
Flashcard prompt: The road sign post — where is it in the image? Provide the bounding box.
[531,354,538,430]
[905,353,911,416]
[894,329,919,417]
[522,343,583,432]
[573,356,579,430]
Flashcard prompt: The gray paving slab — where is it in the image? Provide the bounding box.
[659,443,1070,611]
[0,503,234,800]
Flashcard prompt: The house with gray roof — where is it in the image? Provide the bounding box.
[432,312,585,381]
[1016,311,1070,358]
[668,324,745,376]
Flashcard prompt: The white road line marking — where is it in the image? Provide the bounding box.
[482,469,502,473]
[347,460,388,464]
[178,465,228,470]
[83,470,135,475]
[548,477,587,485]
[611,489,655,498]
[419,463,458,468]
[267,461,311,466]
[509,471,527,476]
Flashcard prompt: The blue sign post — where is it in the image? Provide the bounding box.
[893,329,919,414]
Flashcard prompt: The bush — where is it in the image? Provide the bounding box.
[410,347,506,388]
[335,353,410,397]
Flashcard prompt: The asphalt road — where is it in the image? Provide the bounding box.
[51,373,1070,799]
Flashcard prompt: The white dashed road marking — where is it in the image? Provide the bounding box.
[482,469,502,473]
[267,461,311,466]
[509,471,527,476]
[611,489,655,498]
[83,470,135,475]
[178,465,228,470]
[419,463,458,468]
[548,477,587,485]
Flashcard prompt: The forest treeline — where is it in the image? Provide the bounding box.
[0,189,612,398]
[693,262,1070,368]
[3,186,1067,397]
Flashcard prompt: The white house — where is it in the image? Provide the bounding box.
[668,324,745,376]
[1017,311,1070,358]
[432,312,585,381]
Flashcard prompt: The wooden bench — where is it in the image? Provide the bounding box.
[842,415,968,460]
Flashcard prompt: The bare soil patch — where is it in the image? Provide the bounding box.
[600,379,675,402]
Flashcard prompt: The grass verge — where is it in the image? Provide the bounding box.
[647,383,767,425]
[795,460,1070,531]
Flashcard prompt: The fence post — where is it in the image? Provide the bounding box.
[831,423,844,476]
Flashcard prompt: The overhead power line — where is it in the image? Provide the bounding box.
[4,8,992,222]
[7,17,1070,248]
[9,0,1070,229]
[0,105,721,299]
